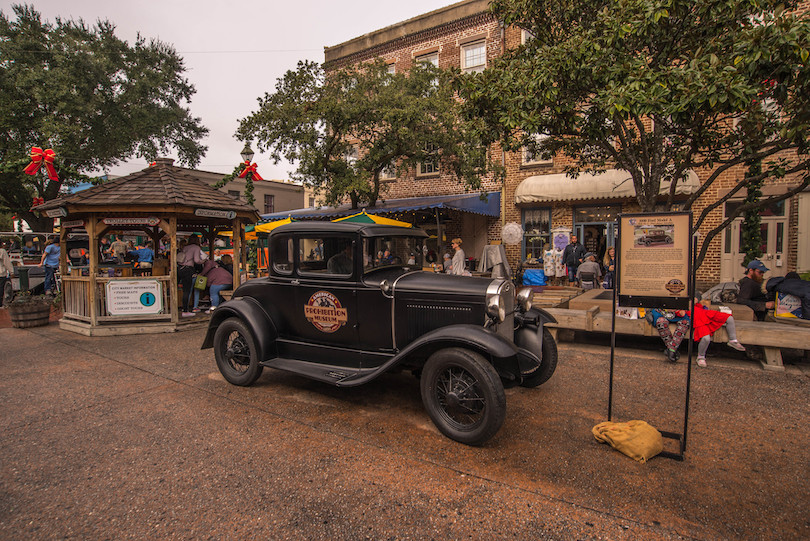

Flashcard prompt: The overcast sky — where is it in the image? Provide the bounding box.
[1,0,456,180]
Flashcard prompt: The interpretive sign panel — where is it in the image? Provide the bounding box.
[617,212,692,309]
[105,280,163,315]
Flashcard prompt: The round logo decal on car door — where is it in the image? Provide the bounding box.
[303,290,349,333]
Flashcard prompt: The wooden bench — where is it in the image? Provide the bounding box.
[544,306,810,371]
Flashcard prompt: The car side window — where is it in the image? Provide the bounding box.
[272,236,293,275]
[300,236,354,276]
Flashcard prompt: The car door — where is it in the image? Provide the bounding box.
[285,234,360,366]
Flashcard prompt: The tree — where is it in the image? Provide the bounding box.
[238,59,498,209]
[459,0,810,268]
[0,4,208,231]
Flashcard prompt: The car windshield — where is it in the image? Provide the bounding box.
[363,236,427,273]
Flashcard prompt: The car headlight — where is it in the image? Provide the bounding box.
[516,287,533,312]
[486,294,505,323]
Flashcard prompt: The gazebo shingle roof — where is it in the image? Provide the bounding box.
[37,159,257,215]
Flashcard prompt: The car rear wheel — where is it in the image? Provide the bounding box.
[420,347,506,446]
[213,318,263,386]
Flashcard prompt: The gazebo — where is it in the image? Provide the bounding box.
[35,158,259,335]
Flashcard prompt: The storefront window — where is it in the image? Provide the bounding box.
[522,208,550,260]
[574,205,622,224]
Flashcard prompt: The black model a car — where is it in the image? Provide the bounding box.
[202,222,558,445]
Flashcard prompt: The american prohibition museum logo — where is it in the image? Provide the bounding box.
[303,290,348,333]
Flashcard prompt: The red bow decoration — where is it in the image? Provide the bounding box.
[23,147,59,181]
[32,197,44,206]
[238,161,263,181]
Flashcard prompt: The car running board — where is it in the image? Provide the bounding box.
[261,358,377,386]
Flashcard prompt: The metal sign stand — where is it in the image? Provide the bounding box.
[608,212,696,461]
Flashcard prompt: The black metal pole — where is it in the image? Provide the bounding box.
[682,226,698,454]
[608,220,620,421]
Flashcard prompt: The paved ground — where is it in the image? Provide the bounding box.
[0,319,808,540]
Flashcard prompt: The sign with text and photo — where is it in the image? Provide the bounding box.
[105,280,163,315]
[617,212,692,309]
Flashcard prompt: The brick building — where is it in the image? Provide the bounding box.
[314,0,809,287]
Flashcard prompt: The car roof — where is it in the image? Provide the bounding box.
[270,221,428,238]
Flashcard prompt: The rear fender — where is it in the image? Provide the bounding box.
[201,297,277,361]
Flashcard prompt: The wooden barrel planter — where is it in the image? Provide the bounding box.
[8,301,52,328]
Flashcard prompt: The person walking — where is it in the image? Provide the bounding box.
[39,238,60,295]
[450,238,466,276]
[178,235,205,315]
[562,235,586,285]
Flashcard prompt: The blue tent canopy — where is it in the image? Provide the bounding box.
[261,191,501,221]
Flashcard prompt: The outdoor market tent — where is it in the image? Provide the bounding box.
[333,210,412,227]
[34,158,259,335]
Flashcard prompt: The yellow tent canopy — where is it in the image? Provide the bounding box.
[254,217,295,233]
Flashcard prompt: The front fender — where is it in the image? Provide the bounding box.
[200,297,278,361]
[338,324,522,387]
[516,307,556,328]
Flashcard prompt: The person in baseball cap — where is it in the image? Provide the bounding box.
[746,259,770,273]
[739,259,773,320]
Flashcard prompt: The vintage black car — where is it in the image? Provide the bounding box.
[202,222,558,445]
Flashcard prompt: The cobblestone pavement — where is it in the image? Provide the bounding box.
[1,322,808,540]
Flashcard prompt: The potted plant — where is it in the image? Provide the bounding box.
[6,291,55,328]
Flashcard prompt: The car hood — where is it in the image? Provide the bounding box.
[390,270,499,298]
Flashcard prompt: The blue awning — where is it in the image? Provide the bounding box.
[261,191,501,221]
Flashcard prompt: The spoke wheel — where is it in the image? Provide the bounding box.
[421,348,505,446]
[213,318,263,386]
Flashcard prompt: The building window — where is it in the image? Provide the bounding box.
[461,41,486,73]
[264,194,275,214]
[574,205,622,224]
[415,51,438,67]
[344,144,359,166]
[522,134,553,166]
[228,190,244,202]
[522,208,551,260]
[379,161,397,181]
[308,196,316,208]
[418,143,439,177]
[386,63,396,75]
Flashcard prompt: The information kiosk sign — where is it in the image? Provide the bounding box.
[617,212,692,310]
[105,280,163,315]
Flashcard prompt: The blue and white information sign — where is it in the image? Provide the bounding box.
[105,280,163,315]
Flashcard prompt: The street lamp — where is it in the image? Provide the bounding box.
[240,142,254,163]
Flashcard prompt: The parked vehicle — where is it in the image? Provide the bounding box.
[637,229,673,246]
[202,222,558,445]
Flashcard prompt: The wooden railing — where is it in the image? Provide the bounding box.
[62,275,173,322]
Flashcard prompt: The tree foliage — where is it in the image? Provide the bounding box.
[238,59,498,209]
[0,4,208,231]
[460,0,810,268]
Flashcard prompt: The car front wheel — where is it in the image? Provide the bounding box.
[420,347,506,446]
[213,317,263,386]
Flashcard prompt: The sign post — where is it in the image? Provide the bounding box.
[609,211,695,460]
